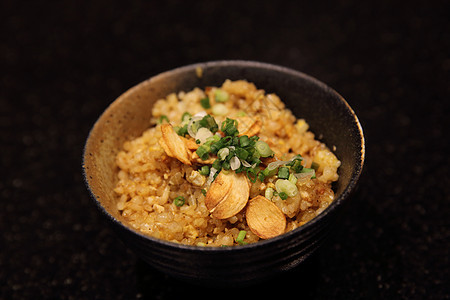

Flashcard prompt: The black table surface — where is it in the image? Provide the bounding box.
[1,1,449,299]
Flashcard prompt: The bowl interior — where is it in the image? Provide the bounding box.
[83,60,365,242]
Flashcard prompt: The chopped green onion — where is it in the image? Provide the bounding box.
[236,230,247,245]
[258,172,265,182]
[218,148,230,160]
[285,155,303,166]
[235,148,249,161]
[298,167,316,179]
[214,89,229,102]
[288,173,298,185]
[261,166,278,178]
[201,189,207,196]
[239,135,250,147]
[230,156,241,170]
[255,141,274,157]
[195,127,214,144]
[196,144,210,160]
[196,114,218,133]
[158,115,169,124]
[277,166,290,179]
[246,167,258,183]
[174,124,188,136]
[199,165,210,176]
[212,103,228,116]
[290,159,304,173]
[173,196,185,207]
[275,179,298,197]
[278,192,288,200]
[221,118,239,136]
[212,159,222,171]
[181,112,192,122]
[265,187,275,200]
[222,160,231,170]
[200,97,211,109]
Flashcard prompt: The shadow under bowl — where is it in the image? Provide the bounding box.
[83,60,365,286]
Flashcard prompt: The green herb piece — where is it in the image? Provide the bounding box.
[221,118,239,136]
[277,166,290,179]
[239,135,250,147]
[212,159,222,171]
[201,189,207,196]
[199,165,210,176]
[212,103,228,116]
[196,144,210,160]
[158,115,169,124]
[288,173,298,185]
[278,192,288,200]
[261,166,278,178]
[299,167,316,179]
[174,124,188,136]
[290,159,304,173]
[173,196,185,207]
[235,148,249,161]
[265,187,275,200]
[258,172,265,182]
[275,179,298,197]
[200,97,211,109]
[222,160,231,170]
[199,114,218,133]
[218,148,230,160]
[255,141,274,157]
[236,230,247,245]
[246,167,258,183]
[181,112,192,122]
[285,155,303,166]
[215,89,229,102]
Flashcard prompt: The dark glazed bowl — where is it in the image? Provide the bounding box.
[83,60,365,286]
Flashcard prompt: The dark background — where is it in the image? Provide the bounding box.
[1,0,449,299]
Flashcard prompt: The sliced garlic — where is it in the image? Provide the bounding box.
[246,195,286,239]
[205,171,249,219]
[159,124,192,165]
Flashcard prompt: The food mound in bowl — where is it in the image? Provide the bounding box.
[114,80,341,246]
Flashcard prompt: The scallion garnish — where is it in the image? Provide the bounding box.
[275,179,298,198]
[278,192,288,200]
[198,114,218,133]
[199,165,210,176]
[173,196,185,207]
[158,115,169,124]
[236,230,247,245]
[235,147,249,161]
[214,89,229,103]
[221,118,239,136]
[212,103,228,116]
[196,144,210,160]
[181,111,310,184]
[255,140,274,157]
[277,166,290,179]
[200,97,211,109]
[265,187,275,200]
[239,135,250,147]
[181,112,192,122]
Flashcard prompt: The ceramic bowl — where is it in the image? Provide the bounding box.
[83,60,365,286]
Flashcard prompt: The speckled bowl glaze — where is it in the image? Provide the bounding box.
[83,60,365,286]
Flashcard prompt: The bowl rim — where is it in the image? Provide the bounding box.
[82,60,365,252]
